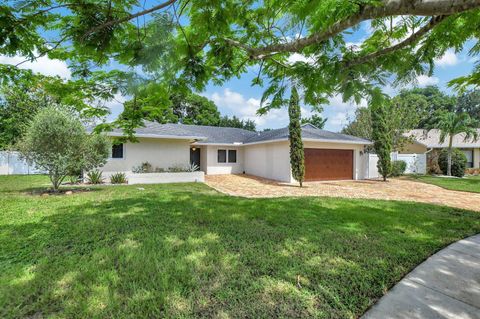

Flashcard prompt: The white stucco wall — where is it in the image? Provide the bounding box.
[474,148,480,168]
[100,137,191,173]
[201,145,244,175]
[243,141,292,182]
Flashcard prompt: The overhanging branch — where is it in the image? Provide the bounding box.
[232,0,480,58]
[82,0,177,40]
[343,15,448,68]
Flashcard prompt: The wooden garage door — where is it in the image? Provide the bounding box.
[304,149,353,181]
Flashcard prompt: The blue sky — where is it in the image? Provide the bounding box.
[0,18,477,132]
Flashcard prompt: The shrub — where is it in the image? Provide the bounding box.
[68,175,80,184]
[132,162,153,173]
[168,164,186,172]
[87,170,104,184]
[110,172,128,184]
[438,149,467,177]
[390,160,407,177]
[186,163,199,172]
[17,107,110,191]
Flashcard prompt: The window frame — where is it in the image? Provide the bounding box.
[217,149,227,163]
[460,149,474,168]
[111,143,125,159]
[228,149,237,163]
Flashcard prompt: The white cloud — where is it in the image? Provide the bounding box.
[287,53,315,65]
[329,112,348,127]
[209,88,291,129]
[416,75,439,87]
[322,94,367,132]
[0,53,71,79]
[434,50,459,67]
[328,94,368,111]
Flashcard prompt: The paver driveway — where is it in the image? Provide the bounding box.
[205,174,480,212]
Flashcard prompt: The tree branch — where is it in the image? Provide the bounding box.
[82,0,177,40]
[343,15,448,68]
[14,34,69,67]
[228,0,480,58]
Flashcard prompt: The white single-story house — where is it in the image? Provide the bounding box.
[401,129,480,169]
[100,122,372,182]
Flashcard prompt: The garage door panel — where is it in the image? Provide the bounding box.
[304,149,353,181]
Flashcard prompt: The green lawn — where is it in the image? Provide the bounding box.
[408,175,480,193]
[1,175,479,319]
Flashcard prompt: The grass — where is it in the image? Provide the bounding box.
[408,174,480,193]
[1,175,479,319]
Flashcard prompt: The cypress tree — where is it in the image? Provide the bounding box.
[371,102,392,181]
[288,86,305,187]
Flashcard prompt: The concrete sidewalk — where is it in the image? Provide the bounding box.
[362,234,480,319]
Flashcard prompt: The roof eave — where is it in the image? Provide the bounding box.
[243,137,372,146]
[106,132,207,140]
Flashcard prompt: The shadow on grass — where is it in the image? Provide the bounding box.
[1,183,479,318]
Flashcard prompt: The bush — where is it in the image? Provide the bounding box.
[68,175,80,184]
[110,172,128,184]
[87,170,104,184]
[438,149,467,177]
[186,163,199,172]
[167,164,186,172]
[390,160,407,177]
[132,162,153,173]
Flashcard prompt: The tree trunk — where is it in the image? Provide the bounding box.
[447,135,453,176]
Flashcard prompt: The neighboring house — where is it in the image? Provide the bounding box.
[401,129,480,168]
[100,122,372,182]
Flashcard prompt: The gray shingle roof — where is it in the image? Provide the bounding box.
[405,129,480,148]
[106,121,371,145]
[244,124,371,144]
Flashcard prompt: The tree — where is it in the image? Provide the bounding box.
[389,94,425,148]
[397,86,456,127]
[371,102,392,181]
[218,115,256,131]
[301,114,327,129]
[457,89,480,120]
[170,92,220,126]
[18,107,110,191]
[428,111,479,176]
[0,68,121,148]
[288,86,305,187]
[342,108,373,141]
[1,1,480,130]
[342,93,423,151]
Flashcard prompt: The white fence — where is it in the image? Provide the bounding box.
[366,152,426,179]
[0,151,46,175]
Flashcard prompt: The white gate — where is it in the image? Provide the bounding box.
[366,152,426,178]
[0,151,46,175]
[394,153,427,175]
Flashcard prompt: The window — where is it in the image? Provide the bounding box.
[461,149,474,168]
[112,143,124,159]
[228,150,237,163]
[217,149,226,163]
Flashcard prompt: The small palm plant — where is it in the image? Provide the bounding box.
[429,112,479,176]
[86,170,104,184]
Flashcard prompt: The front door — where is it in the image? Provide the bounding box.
[190,147,200,170]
